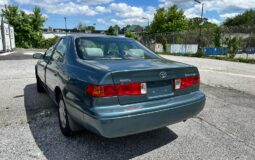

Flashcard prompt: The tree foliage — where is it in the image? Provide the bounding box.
[106,26,117,36]
[125,32,138,40]
[213,27,222,47]
[188,17,218,30]
[76,22,95,31]
[224,10,255,27]
[150,5,189,33]
[2,5,47,48]
[113,25,121,33]
[224,37,242,58]
[40,36,59,49]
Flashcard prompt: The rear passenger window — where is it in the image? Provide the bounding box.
[52,38,69,62]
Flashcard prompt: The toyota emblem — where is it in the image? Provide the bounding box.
[159,71,167,79]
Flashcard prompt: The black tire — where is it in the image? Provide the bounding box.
[36,76,45,93]
[58,94,72,137]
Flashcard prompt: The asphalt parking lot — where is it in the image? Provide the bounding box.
[0,52,255,160]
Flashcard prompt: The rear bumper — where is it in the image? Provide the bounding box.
[83,91,205,138]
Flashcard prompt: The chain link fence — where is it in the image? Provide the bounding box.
[139,26,255,56]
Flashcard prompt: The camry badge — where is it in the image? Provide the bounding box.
[159,71,167,79]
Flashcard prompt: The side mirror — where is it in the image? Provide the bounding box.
[33,53,43,59]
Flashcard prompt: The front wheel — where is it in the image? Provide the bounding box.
[58,94,72,137]
[36,76,45,93]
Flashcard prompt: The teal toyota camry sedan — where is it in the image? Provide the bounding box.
[33,35,206,138]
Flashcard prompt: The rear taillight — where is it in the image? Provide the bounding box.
[86,82,147,97]
[86,85,116,97]
[174,76,200,90]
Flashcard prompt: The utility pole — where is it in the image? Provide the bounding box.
[194,0,204,55]
[142,17,150,32]
[64,17,67,35]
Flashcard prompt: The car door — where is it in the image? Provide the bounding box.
[37,47,54,84]
[45,38,69,98]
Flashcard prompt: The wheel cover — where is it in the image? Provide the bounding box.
[59,100,67,128]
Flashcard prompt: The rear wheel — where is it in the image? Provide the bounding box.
[58,94,72,137]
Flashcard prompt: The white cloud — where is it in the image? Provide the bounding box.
[208,18,221,25]
[110,3,144,18]
[22,9,32,14]
[23,9,48,18]
[109,3,156,26]
[95,6,111,13]
[204,0,255,12]
[16,0,113,6]
[97,18,107,24]
[14,0,157,26]
[110,19,124,26]
[15,0,112,16]
[159,0,193,8]
[184,5,201,18]
[159,0,255,12]
[0,0,9,7]
[220,13,239,19]
[159,0,255,23]
[76,0,113,5]
[110,18,146,26]
[159,0,255,16]
[45,2,97,16]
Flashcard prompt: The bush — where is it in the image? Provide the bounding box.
[225,37,242,58]
[125,32,138,40]
[39,36,59,49]
[22,42,30,49]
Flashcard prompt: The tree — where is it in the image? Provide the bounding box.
[2,5,46,48]
[41,36,59,48]
[76,22,95,31]
[150,5,189,33]
[77,22,86,31]
[188,17,217,30]
[213,27,222,47]
[30,7,46,31]
[86,26,95,31]
[2,6,27,47]
[113,25,120,34]
[106,26,117,35]
[223,10,255,27]
[125,32,138,40]
[225,37,242,58]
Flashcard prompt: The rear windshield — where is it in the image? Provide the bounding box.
[75,37,159,60]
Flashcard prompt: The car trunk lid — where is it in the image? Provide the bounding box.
[84,58,199,105]
[111,66,198,105]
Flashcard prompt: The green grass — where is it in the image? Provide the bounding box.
[158,52,255,64]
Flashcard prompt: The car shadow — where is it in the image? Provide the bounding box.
[24,84,178,160]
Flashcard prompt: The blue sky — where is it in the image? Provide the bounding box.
[1,0,255,30]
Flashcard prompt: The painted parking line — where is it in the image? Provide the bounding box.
[199,69,255,79]
[0,52,15,56]
[23,52,44,55]
[23,52,35,55]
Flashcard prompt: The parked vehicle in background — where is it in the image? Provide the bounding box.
[33,35,206,138]
[245,47,255,54]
